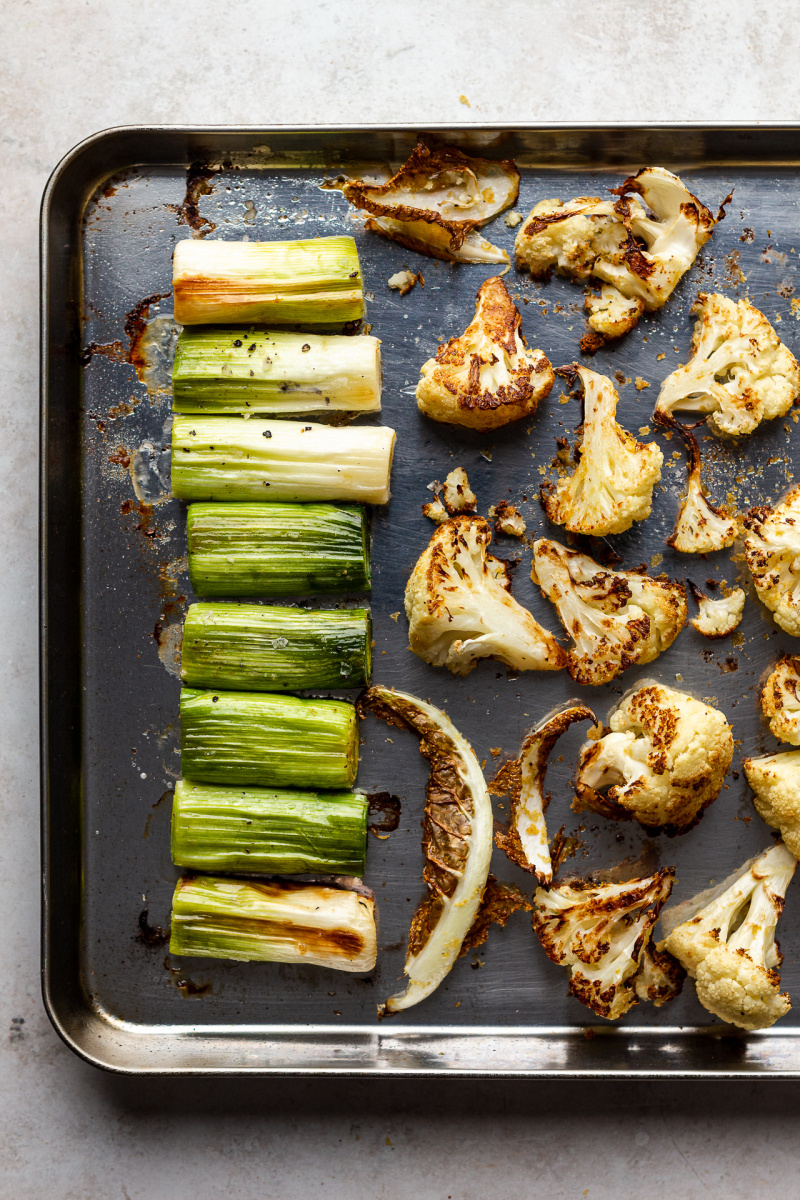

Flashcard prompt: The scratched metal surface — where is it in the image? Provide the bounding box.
[41,127,800,1073]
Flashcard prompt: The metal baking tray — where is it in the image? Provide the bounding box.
[41,124,800,1075]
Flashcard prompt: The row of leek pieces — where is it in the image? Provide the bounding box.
[170,236,394,973]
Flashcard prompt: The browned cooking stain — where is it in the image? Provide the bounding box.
[143,789,173,840]
[108,446,131,468]
[135,908,170,949]
[81,292,169,375]
[366,791,402,836]
[107,396,141,420]
[120,498,134,515]
[134,501,159,539]
[168,161,218,236]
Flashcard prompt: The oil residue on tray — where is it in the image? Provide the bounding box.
[81,293,170,376]
[136,909,170,949]
[143,789,173,840]
[153,598,185,679]
[366,792,402,835]
[170,161,218,237]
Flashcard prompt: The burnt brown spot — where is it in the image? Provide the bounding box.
[172,162,218,236]
[136,909,170,949]
[366,791,402,834]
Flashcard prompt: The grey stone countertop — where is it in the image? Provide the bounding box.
[5,0,800,1195]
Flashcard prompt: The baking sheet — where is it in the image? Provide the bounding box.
[40,125,800,1074]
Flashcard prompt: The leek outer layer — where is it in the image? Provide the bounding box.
[170,779,368,875]
[180,602,372,692]
[169,875,377,971]
[187,502,371,597]
[180,687,359,788]
[170,416,396,504]
[172,329,381,416]
[172,237,364,327]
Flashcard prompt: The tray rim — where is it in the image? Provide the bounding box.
[40,120,800,1077]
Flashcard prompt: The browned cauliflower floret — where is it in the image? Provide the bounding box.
[741,484,800,635]
[531,869,680,1020]
[422,495,448,524]
[761,655,800,745]
[542,365,663,536]
[515,168,716,337]
[441,467,476,514]
[662,843,796,1030]
[655,293,800,437]
[388,269,422,295]
[532,539,687,686]
[406,516,567,677]
[490,500,526,538]
[416,277,554,430]
[575,682,733,835]
[337,139,519,263]
[664,423,738,553]
[688,581,745,638]
[744,750,800,855]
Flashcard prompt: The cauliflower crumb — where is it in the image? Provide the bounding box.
[422,495,449,524]
[442,467,476,514]
[504,211,523,228]
[657,352,666,361]
[688,581,745,638]
[635,377,650,391]
[492,500,526,538]
[388,269,423,296]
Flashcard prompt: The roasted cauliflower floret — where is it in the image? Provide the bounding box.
[406,516,567,677]
[337,139,519,264]
[655,293,800,437]
[688,581,745,638]
[541,365,663,536]
[515,167,716,337]
[761,655,800,745]
[575,682,733,835]
[441,467,476,514]
[532,539,686,686]
[531,869,679,1020]
[490,500,526,538]
[741,484,800,635]
[665,423,738,553]
[744,751,800,856]
[584,285,645,338]
[662,843,796,1030]
[416,277,555,430]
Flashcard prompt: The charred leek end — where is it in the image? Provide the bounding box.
[358,685,493,1015]
[171,416,396,504]
[173,237,364,327]
[170,779,368,875]
[169,875,377,971]
[187,502,371,597]
[172,329,382,416]
[180,687,359,789]
[180,602,372,692]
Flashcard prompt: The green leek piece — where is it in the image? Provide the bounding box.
[170,778,368,875]
[172,236,364,327]
[180,603,372,692]
[170,415,395,504]
[172,329,381,416]
[180,687,358,788]
[169,875,377,971]
[187,502,371,597]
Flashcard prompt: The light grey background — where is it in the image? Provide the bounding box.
[5,1,800,1195]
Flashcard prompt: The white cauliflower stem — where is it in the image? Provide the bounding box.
[515,167,716,337]
[576,682,733,835]
[655,293,800,437]
[742,484,800,635]
[542,365,663,535]
[761,655,800,745]
[744,750,800,857]
[665,423,738,553]
[532,869,681,1020]
[416,276,555,430]
[688,581,745,638]
[533,539,687,686]
[662,843,796,1030]
[489,702,597,883]
[406,516,567,677]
